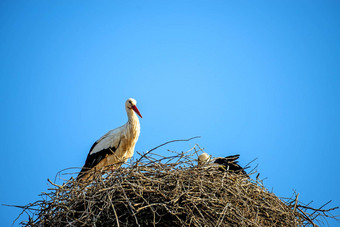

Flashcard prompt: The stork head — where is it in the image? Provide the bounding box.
[126,98,142,118]
[198,152,211,165]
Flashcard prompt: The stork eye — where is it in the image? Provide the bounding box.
[129,100,132,104]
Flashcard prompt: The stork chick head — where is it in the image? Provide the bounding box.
[126,98,142,118]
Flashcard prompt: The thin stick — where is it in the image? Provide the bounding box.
[135,136,201,163]
[293,193,299,213]
[297,207,319,227]
[48,178,63,188]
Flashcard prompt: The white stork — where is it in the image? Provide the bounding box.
[77,98,142,181]
[198,153,248,175]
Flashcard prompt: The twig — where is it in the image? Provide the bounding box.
[135,136,201,164]
[48,178,63,188]
[297,207,319,227]
[293,193,299,213]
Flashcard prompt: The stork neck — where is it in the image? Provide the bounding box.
[126,109,140,140]
[126,108,139,125]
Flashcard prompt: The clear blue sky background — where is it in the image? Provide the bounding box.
[1,1,339,226]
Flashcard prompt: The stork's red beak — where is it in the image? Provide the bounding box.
[132,105,142,118]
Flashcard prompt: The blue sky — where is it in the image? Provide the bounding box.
[1,1,339,226]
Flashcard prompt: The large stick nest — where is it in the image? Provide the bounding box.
[17,143,338,226]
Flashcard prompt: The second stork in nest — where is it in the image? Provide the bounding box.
[198,153,248,175]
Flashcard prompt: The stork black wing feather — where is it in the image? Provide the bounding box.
[214,155,248,175]
[223,154,240,161]
[77,144,117,180]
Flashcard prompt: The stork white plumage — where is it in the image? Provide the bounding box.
[77,98,142,181]
[198,152,211,165]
